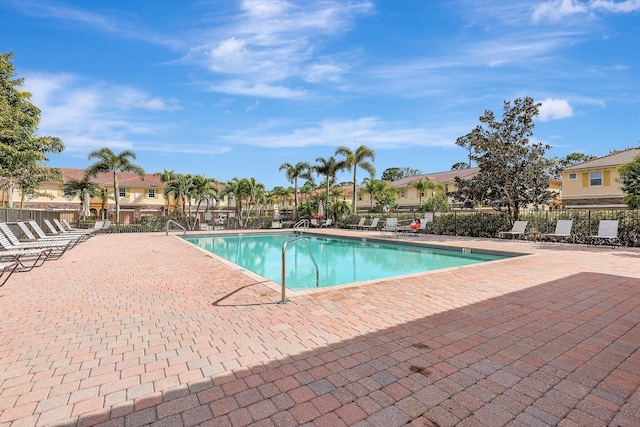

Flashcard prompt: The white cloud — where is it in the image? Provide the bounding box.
[538,98,574,121]
[224,117,467,150]
[532,0,640,23]
[23,72,181,152]
[190,0,373,97]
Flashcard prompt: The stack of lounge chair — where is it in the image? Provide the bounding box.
[0,219,104,287]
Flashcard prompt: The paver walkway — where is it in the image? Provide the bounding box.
[0,230,639,427]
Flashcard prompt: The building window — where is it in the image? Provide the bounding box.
[400,190,406,198]
[590,171,602,186]
[119,187,126,197]
[148,189,155,199]
[569,173,577,180]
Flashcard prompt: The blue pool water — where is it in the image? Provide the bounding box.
[184,232,509,290]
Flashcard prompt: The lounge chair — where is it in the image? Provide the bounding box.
[320,218,332,228]
[348,218,366,229]
[540,220,574,244]
[17,222,84,247]
[0,223,80,249]
[588,220,620,248]
[398,219,427,237]
[310,218,320,227]
[0,261,18,287]
[380,217,398,237]
[61,218,102,236]
[498,221,528,240]
[54,218,97,237]
[0,248,52,272]
[361,217,380,231]
[0,224,73,260]
[44,219,95,238]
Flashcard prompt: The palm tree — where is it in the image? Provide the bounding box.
[313,156,345,201]
[85,148,145,224]
[62,176,99,220]
[335,145,376,213]
[163,173,192,217]
[97,187,111,220]
[410,178,430,207]
[279,161,313,220]
[361,178,388,211]
[157,169,177,215]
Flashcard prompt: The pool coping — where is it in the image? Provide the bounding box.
[177,230,532,298]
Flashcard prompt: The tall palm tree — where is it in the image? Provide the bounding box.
[335,145,376,213]
[313,156,345,201]
[279,161,313,220]
[163,173,192,217]
[62,176,99,220]
[85,148,145,224]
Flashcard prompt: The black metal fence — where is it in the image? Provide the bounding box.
[346,210,640,247]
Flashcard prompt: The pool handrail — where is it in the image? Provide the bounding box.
[279,235,319,304]
[293,219,309,231]
[166,220,186,236]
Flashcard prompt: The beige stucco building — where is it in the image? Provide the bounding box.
[561,148,639,209]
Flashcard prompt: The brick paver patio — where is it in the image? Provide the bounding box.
[0,229,639,426]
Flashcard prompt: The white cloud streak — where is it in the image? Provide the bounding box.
[532,0,640,23]
[189,0,373,97]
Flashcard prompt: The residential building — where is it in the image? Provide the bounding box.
[561,147,639,209]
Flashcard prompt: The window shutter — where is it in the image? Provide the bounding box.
[582,172,589,187]
[603,170,610,186]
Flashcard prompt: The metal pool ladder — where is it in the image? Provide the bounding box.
[279,236,319,304]
[293,219,309,231]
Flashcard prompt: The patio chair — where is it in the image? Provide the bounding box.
[588,220,620,248]
[380,217,399,237]
[498,221,528,240]
[361,217,380,231]
[348,218,366,229]
[310,218,320,227]
[540,220,574,244]
[0,261,18,287]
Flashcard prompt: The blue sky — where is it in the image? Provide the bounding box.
[2,0,638,189]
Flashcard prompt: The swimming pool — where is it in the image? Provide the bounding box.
[185,232,514,291]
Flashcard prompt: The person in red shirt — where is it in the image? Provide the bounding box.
[409,219,421,230]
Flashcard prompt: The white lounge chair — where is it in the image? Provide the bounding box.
[588,220,620,248]
[0,223,80,250]
[0,261,18,287]
[348,218,366,229]
[0,226,70,260]
[540,220,574,244]
[498,221,528,240]
[380,217,398,237]
[398,219,427,237]
[320,218,332,228]
[17,222,84,246]
[361,217,380,231]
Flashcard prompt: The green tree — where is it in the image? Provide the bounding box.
[455,133,474,168]
[451,162,469,171]
[157,169,177,215]
[453,97,551,223]
[279,161,313,220]
[617,151,640,209]
[380,167,421,181]
[63,176,100,219]
[335,145,376,212]
[314,156,345,200]
[85,148,145,224]
[0,52,64,207]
